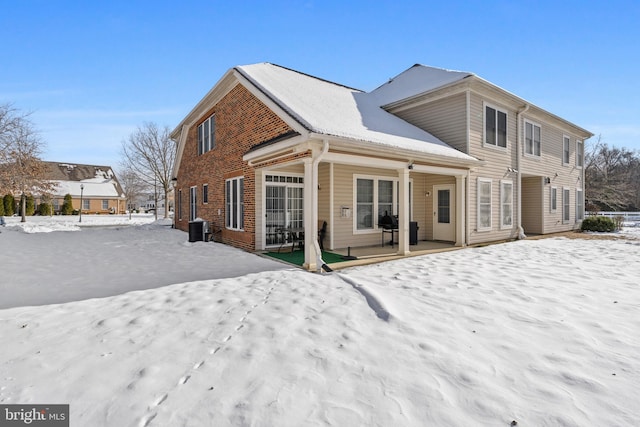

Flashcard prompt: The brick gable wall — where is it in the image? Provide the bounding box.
[175,83,294,251]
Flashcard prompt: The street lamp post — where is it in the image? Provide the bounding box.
[79,184,84,223]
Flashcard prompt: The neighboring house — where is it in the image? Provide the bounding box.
[41,162,126,214]
[171,63,592,270]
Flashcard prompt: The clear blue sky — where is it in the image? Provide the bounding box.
[2,0,639,168]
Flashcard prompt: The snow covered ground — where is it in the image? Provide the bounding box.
[1,215,639,426]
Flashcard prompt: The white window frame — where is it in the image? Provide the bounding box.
[178,189,182,220]
[353,174,412,234]
[576,188,584,221]
[189,186,197,221]
[197,114,215,155]
[562,135,571,165]
[500,180,513,229]
[576,140,584,168]
[226,177,244,231]
[102,199,109,210]
[483,102,508,149]
[562,187,571,224]
[524,120,541,157]
[82,199,90,210]
[202,184,208,204]
[477,178,492,232]
[550,186,558,212]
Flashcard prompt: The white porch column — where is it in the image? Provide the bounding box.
[303,157,318,270]
[455,175,466,247]
[397,168,410,255]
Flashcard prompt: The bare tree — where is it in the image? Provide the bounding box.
[0,103,55,222]
[118,165,147,219]
[585,135,639,211]
[121,122,176,219]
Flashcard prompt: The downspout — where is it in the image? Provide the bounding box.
[312,140,330,272]
[516,104,530,239]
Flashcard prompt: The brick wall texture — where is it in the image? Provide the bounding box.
[175,83,294,251]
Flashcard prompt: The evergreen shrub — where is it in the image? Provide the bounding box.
[3,194,15,216]
[61,194,74,215]
[581,216,616,232]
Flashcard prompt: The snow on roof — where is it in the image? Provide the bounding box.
[53,180,122,198]
[236,63,477,162]
[370,64,472,106]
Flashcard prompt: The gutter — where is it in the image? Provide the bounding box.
[516,104,530,239]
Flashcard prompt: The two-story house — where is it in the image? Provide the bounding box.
[171,63,592,270]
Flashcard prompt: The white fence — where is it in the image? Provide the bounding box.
[590,211,640,225]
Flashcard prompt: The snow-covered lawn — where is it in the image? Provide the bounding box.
[1,216,639,426]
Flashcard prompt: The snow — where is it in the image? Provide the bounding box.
[236,63,478,162]
[53,179,122,197]
[1,216,639,426]
[370,64,472,106]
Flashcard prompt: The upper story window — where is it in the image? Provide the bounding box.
[525,121,541,157]
[576,140,584,168]
[197,114,215,155]
[484,104,507,148]
[562,136,570,165]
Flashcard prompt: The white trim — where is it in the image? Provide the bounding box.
[189,186,197,222]
[483,101,509,150]
[500,179,513,230]
[562,135,571,166]
[576,188,584,222]
[576,140,584,168]
[550,186,558,212]
[523,119,542,157]
[225,177,245,231]
[202,183,209,204]
[352,174,413,235]
[477,177,492,232]
[562,187,571,224]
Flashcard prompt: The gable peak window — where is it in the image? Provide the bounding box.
[485,104,507,148]
[197,114,216,155]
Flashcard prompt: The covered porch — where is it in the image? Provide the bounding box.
[247,139,477,271]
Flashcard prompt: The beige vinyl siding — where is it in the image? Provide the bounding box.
[519,113,583,234]
[521,177,543,234]
[331,164,402,248]
[467,93,519,244]
[393,92,468,153]
[418,174,455,240]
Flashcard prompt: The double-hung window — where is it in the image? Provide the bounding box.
[226,177,244,230]
[525,121,541,156]
[356,178,374,230]
[563,188,571,223]
[355,177,407,231]
[485,104,507,148]
[500,180,513,229]
[550,187,558,212]
[576,140,584,168]
[202,184,208,204]
[576,189,584,221]
[197,114,215,155]
[477,178,492,231]
[83,199,90,210]
[563,136,570,165]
